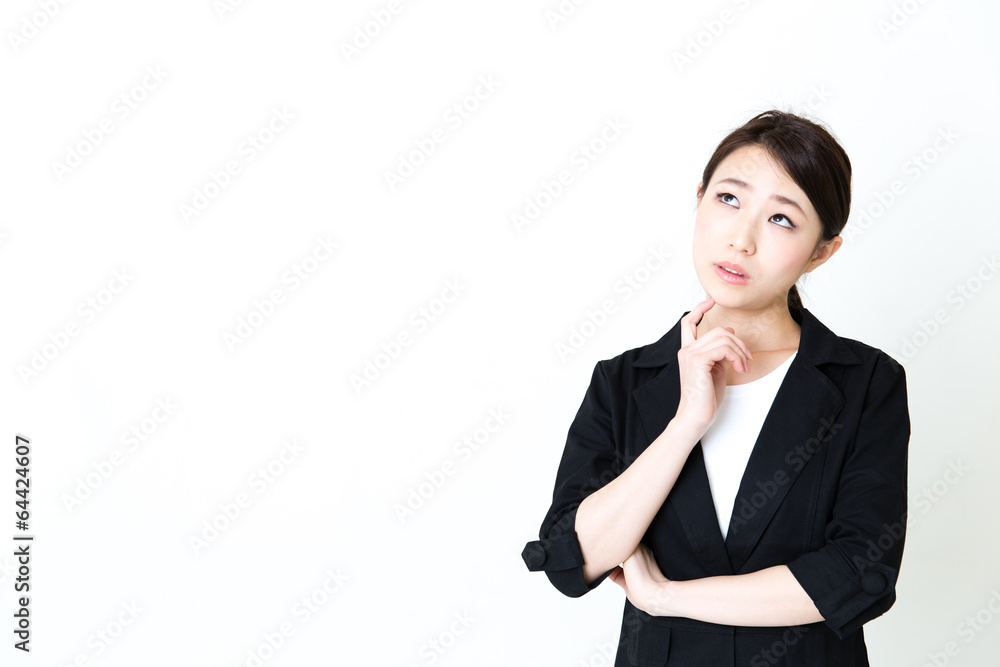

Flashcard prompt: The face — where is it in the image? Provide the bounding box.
[693,144,842,313]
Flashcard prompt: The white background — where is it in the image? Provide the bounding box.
[1,0,998,665]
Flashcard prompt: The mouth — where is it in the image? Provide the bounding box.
[715,262,749,278]
[714,262,750,284]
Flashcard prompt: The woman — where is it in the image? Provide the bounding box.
[521,109,910,665]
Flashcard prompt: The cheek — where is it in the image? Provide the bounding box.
[691,224,713,262]
[767,246,814,279]
[691,211,716,245]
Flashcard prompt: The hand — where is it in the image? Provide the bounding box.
[608,543,674,616]
[674,297,753,433]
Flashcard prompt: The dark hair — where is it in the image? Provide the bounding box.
[696,109,852,320]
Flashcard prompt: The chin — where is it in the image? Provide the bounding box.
[699,286,758,311]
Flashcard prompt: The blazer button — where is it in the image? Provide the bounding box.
[861,570,887,595]
[522,542,547,570]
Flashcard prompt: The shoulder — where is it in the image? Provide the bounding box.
[800,307,907,379]
[810,322,909,411]
[597,310,688,376]
[833,333,907,382]
[589,327,680,391]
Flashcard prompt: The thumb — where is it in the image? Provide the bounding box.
[608,566,627,592]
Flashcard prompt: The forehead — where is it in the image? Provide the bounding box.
[713,145,797,189]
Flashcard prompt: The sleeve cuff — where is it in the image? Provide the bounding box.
[787,548,898,639]
[521,508,615,597]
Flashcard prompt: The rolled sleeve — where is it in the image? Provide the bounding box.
[786,352,910,639]
[521,361,621,597]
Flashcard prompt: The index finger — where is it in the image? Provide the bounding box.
[680,297,715,347]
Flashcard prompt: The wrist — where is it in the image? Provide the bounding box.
[649,579,681,617]
[666,415,707,444]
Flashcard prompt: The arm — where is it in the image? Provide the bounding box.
[651,565,823,626]
[521,360,705,597]
[782,353,910,638]
[615,352,910,636]
[576,415,703,584]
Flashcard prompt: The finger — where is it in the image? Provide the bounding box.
[700,325,753,363]
[609,567,628,595]
[723,327,754,361]
[687,337,750,374]
[680,297,715,348]
[691,328,753,371]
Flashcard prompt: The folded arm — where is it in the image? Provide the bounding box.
[652,565,823,626]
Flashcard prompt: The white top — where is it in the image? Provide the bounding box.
[700,351,797,540]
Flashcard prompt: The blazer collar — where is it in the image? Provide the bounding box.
[630,307,862,574]
[632,306,860,369]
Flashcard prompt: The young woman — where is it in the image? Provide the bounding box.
[521,110,911,665]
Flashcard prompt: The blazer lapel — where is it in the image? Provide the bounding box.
[632,313,732,573]
[630,307,862,574]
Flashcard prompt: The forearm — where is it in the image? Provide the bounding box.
[653,565,823,627]
[576,417,703,584]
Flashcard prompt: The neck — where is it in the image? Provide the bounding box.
[695,298,801,353]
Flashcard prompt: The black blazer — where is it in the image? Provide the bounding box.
[522,307,910,666]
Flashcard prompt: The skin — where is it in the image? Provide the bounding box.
[606,144,845,626]
[693,144,842,384]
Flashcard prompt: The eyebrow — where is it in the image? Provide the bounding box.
[716,177,806,216]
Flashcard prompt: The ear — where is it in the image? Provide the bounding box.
[695,181,704,204]
[804,235,843,273]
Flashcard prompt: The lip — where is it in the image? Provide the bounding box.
[714,261,750,284]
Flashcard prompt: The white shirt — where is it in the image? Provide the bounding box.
[700,352,797,540]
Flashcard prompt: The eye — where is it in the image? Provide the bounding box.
[715,192,738,207]
[714,191,798,229]
[770,213,797,230]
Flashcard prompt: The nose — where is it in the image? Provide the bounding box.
[728,216,756,254]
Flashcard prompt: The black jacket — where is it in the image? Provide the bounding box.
[521,307,910,666]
